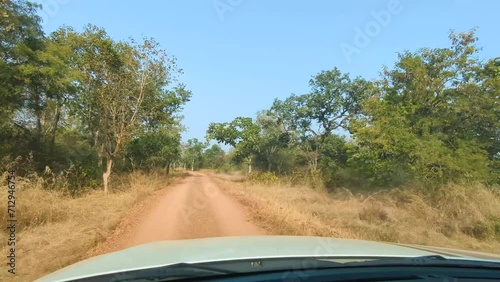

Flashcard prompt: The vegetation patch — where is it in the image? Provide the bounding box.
[213,173,500,255]
[0,172,181,281]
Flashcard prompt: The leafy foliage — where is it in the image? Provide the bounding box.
[0,1,190,192]
[351,30,496,185]
[206,30,499,189]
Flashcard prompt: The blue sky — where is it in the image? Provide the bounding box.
[34,0,499,142]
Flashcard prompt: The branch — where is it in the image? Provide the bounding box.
[306,128,319,137]
[326,108,349,131]
[13,123,31,133]
[129,68,147,127]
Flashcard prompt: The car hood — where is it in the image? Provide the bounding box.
[36,236,500,282]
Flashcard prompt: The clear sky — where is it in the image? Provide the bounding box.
[33,0,499,142]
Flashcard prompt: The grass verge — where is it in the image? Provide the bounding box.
[211,172,500,254]
[0,171,182,281]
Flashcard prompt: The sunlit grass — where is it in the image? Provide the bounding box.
[0,171,181,281]
[212,172,500,254]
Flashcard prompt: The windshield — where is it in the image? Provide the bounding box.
[1,0,499,281]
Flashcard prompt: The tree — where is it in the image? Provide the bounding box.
[0,0,44,121]
[0,1,192,193]
[350,30,495,185]
[1,1,84,173]
[66,26,185,192]
[202,144,226,169]
[206,117,260,174]
[254,111,291,172]
[183,138,206,171]
[478,57,500,182]
[318,134,348,186]
[271,68,374,137]
[269,68,373,173]
[126,127,181,173]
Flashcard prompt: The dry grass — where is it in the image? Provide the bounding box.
[0,171,182,282]
[211,173,500,254]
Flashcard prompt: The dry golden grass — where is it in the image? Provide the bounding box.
[211,173,500,254]
[0,171,182,282]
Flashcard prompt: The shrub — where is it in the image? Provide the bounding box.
[248,171,279,185]
[490,217,500,239]
[461,221,493,240]
[359,202,391,223]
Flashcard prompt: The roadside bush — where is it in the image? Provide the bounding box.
[491,217,500,239]
[359,201,391,223]
[461,221,493,240]
[288,169,306,186]
[217,163,237,174]
[248,171,279,185]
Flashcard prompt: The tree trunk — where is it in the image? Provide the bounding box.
[102,157,113,194]
[313,147,319,170]
[266,147,276,172]
[191,160,194,171]
[49,102,62,154]
[94,131,104,168]
[129,157,136,170]
[246,155,253,175]
[36,111,42,141]
[166,161,171,175]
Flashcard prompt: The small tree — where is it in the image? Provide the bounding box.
[207,117,260,174]
[203,144,226,169]
[183,138,206,171]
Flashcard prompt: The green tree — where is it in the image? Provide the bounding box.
[254,111,291,172]
[1,1,84,174]
[126,127,181,173]
[319,134,348,186]
[271,68,374,137]
[206,117,260,174]
[202,144,226,169]
[478,57,500,182]
[64,26,185,192]
[183,138,206,171]
[350,30,495,186]
[0,0,44,121]
[269,68,373,174]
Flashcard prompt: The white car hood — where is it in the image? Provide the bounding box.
[36,236,500,282]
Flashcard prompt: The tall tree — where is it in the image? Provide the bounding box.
[1,0,44,159]
[1,0,44,119]
[254,111,290,172]
[271,68,374,137]
[66,26,185,192]
[269,68,373,172]
[350,30,496,185]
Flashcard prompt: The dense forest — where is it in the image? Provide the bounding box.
[1,0,499,194]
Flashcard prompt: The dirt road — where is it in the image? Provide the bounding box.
[91,172,265,255]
